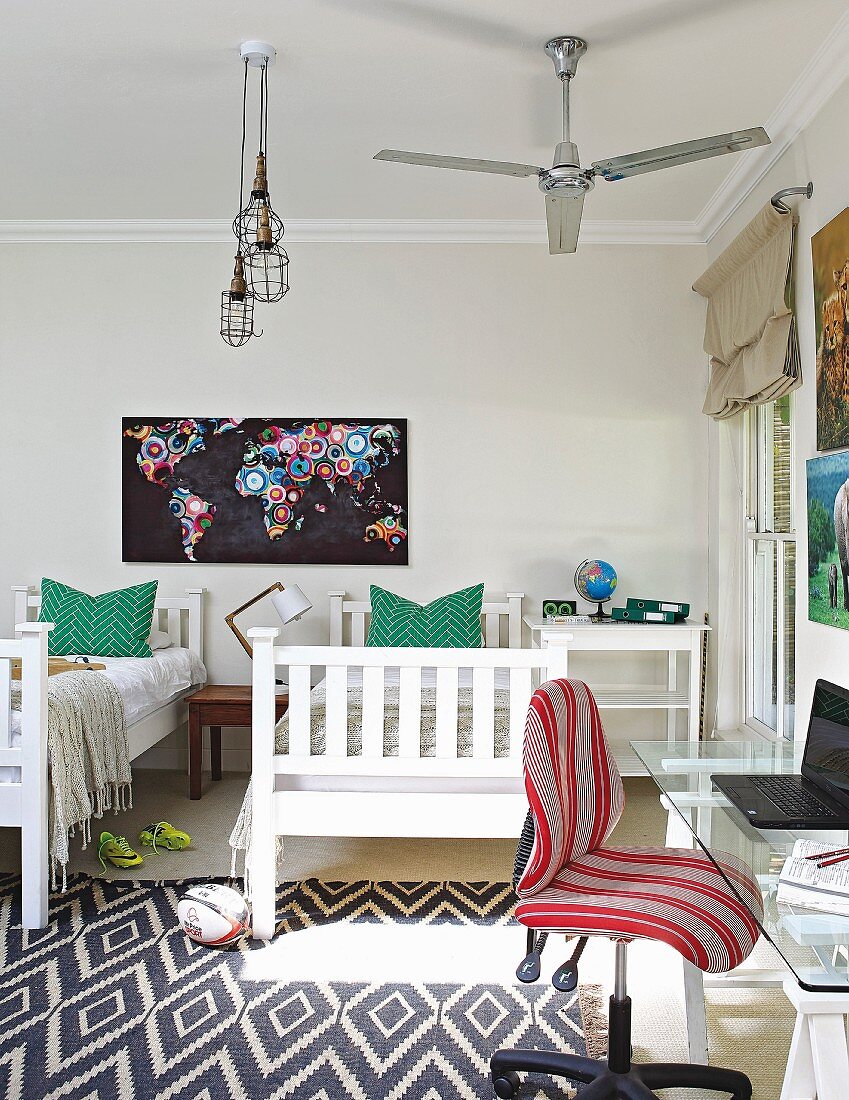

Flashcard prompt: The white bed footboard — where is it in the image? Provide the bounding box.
[0,624,49,928]
[247,629,570,939]
[9,584,207,928]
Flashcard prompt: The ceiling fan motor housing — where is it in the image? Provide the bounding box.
[539,142,594,196]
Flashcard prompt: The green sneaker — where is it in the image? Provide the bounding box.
[139,821,191,853]
[98,831,144,871]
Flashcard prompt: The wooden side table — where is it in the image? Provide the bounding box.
[184,684,289,800]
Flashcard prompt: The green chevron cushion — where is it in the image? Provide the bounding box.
[366,583,484,648]
[39,578,159,658]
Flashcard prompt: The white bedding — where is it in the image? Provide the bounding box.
[1,647,207,783]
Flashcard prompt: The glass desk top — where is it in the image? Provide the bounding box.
[631,739,849,991]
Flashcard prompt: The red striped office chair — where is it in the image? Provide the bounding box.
[491,679,762,1100]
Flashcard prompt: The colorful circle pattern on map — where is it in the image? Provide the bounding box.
[168,487,216,560]
[124,419,243,560]
[364,515,407,552]
[236,421,406,548]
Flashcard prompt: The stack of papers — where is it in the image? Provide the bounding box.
[777,839,849,915]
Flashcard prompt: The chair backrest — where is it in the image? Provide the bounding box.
[516,679,624,897]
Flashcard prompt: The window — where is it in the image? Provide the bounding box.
[745,395,795,739]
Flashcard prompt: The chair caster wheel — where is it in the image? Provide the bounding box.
[493,1070,520,1098]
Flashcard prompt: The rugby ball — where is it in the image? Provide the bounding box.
[177,883,250,948]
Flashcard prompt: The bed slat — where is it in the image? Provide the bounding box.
[288,665,312,756]
[398,667,421,758]
[435,666,459,758]
[361,666,385,757]
[472,667,496,759]
[351,615,366,647]
[485,613,500,649]
[0,659,10,749]
[509,667,534,759]
[324,666,348,757]
[167,607,182,647]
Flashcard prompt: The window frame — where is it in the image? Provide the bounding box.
[743,398,796,741]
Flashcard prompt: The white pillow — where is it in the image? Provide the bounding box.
[149,629,173,651]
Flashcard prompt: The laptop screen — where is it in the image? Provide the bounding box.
[802,680,849,804]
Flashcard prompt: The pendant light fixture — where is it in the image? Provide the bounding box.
[236,43,289,304]
[220,41,288,347]
[220,253,257,347]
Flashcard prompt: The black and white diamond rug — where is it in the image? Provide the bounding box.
[0,874,601,1099]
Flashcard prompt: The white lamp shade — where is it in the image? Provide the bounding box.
[270,584,312,625]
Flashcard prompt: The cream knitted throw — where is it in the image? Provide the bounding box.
[12,670,131,887]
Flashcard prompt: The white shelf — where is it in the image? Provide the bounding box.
[592,684,690,709]
[524,614,705,749]
[611,742,651,776]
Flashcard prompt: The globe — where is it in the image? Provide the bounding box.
[574,559,618,619]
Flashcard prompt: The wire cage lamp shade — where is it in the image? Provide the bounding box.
[220,254,260,347]
[233,153,285,251]
[245,239,290,302]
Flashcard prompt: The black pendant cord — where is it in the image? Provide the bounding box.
[263,61,270,167]
[237,57,248,256]
[258,59,267,158]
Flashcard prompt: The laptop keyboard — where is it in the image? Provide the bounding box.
[750,775,839,818]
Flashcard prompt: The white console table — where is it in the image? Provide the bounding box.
[523,616,708,773]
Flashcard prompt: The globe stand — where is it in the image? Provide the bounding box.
[590,601,611,622]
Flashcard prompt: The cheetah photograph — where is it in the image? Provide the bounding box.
[814,206,849,451]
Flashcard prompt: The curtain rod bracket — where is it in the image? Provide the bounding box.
[771,181,813,213]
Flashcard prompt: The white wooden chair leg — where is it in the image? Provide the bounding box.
[682,957,709,1064]
[781,979,849,1100]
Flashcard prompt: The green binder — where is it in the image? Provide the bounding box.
[612,607,677,624]
[626,598,689,618]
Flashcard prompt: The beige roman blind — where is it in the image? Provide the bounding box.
[693,202,800,420]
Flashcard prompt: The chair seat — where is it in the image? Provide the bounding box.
[515,845,763,974]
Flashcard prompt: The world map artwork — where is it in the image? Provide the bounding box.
[121,418,408,564]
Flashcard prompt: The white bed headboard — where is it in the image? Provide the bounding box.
[12,585,206,659]
[328,590,524,649]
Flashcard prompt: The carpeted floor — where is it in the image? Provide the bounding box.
[0,772,796,1098]
[0,772,670,882]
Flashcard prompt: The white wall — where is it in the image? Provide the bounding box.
[0,240,708,763]
[706,76,849,741]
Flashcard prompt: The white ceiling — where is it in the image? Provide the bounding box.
[0,0,845,224]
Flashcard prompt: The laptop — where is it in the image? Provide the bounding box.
[712,679,849,828]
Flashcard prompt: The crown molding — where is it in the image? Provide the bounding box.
[695,11,849,243]
[0,217,701,245]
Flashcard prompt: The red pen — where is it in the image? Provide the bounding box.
[817,852,849,869]
[805,846,849,861]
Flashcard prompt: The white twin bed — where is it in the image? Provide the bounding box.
[1,585,207,927]
[244,590,571,939]
[6,582,570,942]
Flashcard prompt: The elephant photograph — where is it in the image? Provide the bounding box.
[807,451,849,630]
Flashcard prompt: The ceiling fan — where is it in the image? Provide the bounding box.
[374,36,770,254]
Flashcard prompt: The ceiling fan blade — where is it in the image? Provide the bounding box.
[545,192,584,254]
[374,149,542,177]
[592,126,770,181]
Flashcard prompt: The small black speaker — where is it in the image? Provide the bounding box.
[542,599,577,618]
